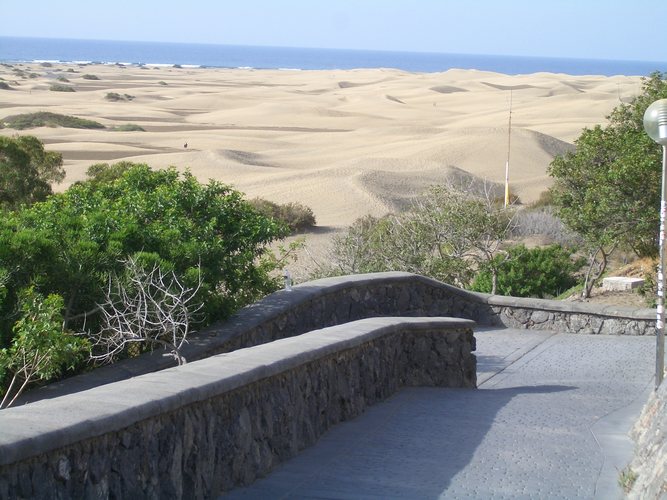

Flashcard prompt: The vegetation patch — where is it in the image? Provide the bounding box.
[111,123,145,132]
[471,244,584,298]
[105,92,135,102]
[158,80,168,85]
[82,74,100,80]
[56,76,69,82]
[249,198,316,233]
[49,83,75,92]
[618,466,638,493]
[0,82,13,90]
[0,159,287,405]
[2,112,105,130]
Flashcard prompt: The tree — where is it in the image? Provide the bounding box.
[321,183,515,290]
[410,184,517,292]
[0,135,65,209]
[549,72,667,297]
[0,288,88,409]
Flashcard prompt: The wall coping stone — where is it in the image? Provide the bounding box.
[0,316,474,468]
[485,293,655,319]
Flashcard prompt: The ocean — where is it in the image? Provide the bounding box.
[0,36,665,77]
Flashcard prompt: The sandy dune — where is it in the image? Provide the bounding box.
[0,63,644,229]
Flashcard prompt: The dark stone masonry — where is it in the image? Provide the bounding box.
[0,271,656,499]
[0,317,474,499]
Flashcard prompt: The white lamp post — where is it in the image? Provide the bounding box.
[643,98,667,389]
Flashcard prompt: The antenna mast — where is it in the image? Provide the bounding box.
[504,89,513,208]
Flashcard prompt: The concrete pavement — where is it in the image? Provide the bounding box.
[223,328,655,499]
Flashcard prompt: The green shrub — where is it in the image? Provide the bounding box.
[111,124,145,132]
[471,244,584,298]
[84,161,135,185]
[49,83,75,92]
[279,202,317,232]
[81,74,99,80]
[105,92,135,102]
[158,80,168,85]
[0,163,286,352]
[56,76,69,82]
[2,112,105,130]
[0,288,89,409]
[249,198,316,233]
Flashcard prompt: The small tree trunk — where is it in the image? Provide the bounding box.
[581,245,614,299]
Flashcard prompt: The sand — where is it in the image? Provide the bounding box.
[0,63,645,277]
[0,63,644,226]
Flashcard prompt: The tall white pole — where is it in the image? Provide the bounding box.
[656,144,667,389]
[643,98,667,390]
[504,90,512,208]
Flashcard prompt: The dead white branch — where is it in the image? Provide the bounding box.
[91,257,203,365]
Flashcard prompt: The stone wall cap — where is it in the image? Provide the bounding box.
[0,316,473,467]
[487,294,655,320]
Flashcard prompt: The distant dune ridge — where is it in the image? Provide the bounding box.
[0,63,643,228]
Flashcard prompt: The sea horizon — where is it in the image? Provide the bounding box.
[0,36,665,77]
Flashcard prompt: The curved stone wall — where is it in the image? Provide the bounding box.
[0,317,475,498]
[19,272,656,405]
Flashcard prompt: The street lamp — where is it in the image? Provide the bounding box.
[643,98,667,389]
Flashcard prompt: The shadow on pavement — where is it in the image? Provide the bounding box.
[225,384,576,499]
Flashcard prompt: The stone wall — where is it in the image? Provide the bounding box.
[627,379,667,498]
[0,317,475,499]
[20,272,655,405]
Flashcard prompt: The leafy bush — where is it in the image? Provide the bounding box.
[2,112,105,130]
[0,163,286,352]
[249,198,316,233]
[0,288,89,409]
[49,83,75,92]
[81,74,99,80]
[158,80,168,85]
[84,161,134,185]
[56,76,69,82]
[471,244,584,298]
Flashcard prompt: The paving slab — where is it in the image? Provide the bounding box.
[223,328,655,499]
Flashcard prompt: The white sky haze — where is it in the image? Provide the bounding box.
[2,0,666,62]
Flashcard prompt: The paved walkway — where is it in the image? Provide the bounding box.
[224,328,655,499]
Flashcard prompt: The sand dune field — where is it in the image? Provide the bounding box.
[0,63,643,230]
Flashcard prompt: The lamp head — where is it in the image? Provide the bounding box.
[644,99,667,146]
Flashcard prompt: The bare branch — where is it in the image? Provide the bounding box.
[90,257,203,365]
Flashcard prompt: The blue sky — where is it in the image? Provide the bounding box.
[3,0,666,62]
